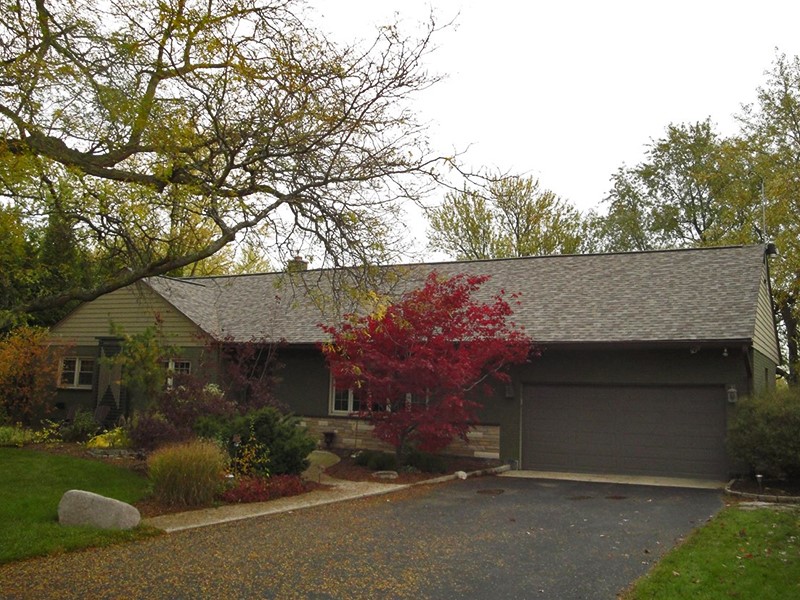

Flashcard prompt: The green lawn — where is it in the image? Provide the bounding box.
[624,503,800,599]
[0,447,160,564]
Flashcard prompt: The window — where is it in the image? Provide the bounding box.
[163,358,191,387]
[329,376,362,415]
[59,357,95,389]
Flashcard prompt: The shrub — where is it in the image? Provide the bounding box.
[0,425,34,447]
[728,386,800,479]
[406,450,447,474]
[148,439,228,507]
[354,449,398,471]
[87,426,132,449]
[194,407,316,476]
[220,475,270,503]
[0,326,62,426]
[219,474,308,504]
[157,380,238,431]
[128,411,190,451]
[249,408,315,475]
[60,409,100,443]
[230,421,270,477]
[32,419,62,443]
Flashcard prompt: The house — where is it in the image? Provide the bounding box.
[50,244,781,481]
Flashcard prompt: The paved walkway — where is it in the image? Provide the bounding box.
[144,474,409,532]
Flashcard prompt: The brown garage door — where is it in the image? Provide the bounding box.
[521,385,728,480]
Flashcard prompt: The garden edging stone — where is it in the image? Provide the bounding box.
[724,479,800,504]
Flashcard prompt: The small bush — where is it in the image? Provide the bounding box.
[87,426,132,449]
[157,380,238,431]
[148,439,228,507]
[219,474,308,504]
[32,419,62,443]
[728,386,800,479]
[220,475,271,503]
[128,411,190,451]
[60,409,100,443]
[0,425,33,447]
[230,421,270,477]
[406,450,447,473]
[354,450,397,471]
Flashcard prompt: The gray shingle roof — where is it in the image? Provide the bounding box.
[146,245,768,346]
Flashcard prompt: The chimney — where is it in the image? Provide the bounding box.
[286,255,308,272]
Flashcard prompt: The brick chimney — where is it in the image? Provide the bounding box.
[286,255,308,272]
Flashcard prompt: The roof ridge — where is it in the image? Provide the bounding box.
[157,244,765,282]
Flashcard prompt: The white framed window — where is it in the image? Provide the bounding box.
[162,358,191,387]
[59,357,95,389]
[329,376,362,415]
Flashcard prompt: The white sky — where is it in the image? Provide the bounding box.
[308,0,800,257]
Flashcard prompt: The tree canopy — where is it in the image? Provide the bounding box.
[588,54,800,382]
[0,0,445,327]
[426,174,584,260]
[321,272,531,458]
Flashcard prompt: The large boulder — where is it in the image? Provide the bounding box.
[58,490,141,530]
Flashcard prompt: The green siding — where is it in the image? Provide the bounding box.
[273,350,330,417]
[50,281,206,348]
[752,349,777,394]
[753,264,781,365]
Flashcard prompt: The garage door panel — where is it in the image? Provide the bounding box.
[522,385,728,479]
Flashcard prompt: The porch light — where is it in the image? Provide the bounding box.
[726,385,738,404]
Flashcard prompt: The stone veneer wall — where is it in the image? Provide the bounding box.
[299,416,500,460]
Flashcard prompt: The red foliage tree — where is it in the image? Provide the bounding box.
[321,272,532,459]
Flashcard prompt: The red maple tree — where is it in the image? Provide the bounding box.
[320,272,532,459]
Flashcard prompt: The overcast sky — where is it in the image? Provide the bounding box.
[309,0,800,257]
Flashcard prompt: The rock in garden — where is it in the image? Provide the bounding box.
[58,489,141,530]
[372,470,399,480]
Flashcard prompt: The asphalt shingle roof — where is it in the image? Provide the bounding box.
[146,245,768,346]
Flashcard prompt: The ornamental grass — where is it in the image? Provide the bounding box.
[147,439,228,507]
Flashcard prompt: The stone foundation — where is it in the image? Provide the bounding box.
[299,416,500,459]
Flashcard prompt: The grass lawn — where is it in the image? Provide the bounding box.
[0,447,161,564]
[624,503,800,599]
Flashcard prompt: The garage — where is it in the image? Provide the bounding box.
[521,384,729,480]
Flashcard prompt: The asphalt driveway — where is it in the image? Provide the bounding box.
[0,477,722,599]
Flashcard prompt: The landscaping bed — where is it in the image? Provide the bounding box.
[324,450,503,484]
[25,442,323,518]
[727,477,800,501]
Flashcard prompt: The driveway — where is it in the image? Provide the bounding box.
[0,477,722,599]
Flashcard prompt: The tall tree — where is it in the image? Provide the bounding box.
[587,120,745,253]
[590,56,800,382]
[427,174,583,260]
[738,53,800,383]
[0,0,445,326]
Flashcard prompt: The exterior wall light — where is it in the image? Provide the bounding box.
[726,384,738,404]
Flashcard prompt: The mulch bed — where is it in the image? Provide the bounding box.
[324,450,503,484]
[728,477,800,499]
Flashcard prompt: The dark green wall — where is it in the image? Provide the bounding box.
[273,349,330,417]
[480,345,756,464]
